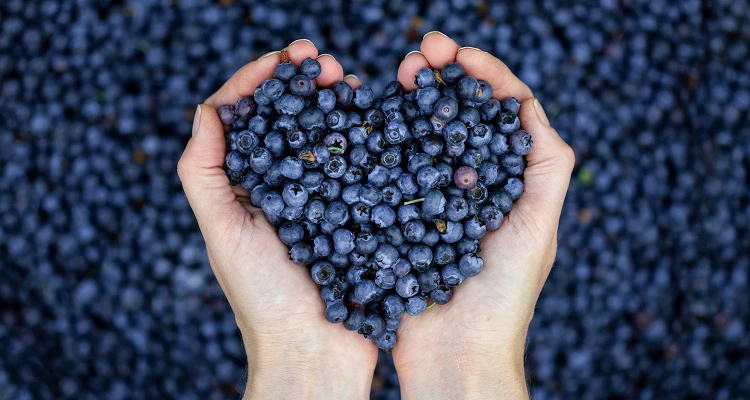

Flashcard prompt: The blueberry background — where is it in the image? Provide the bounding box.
[1,0,749,399]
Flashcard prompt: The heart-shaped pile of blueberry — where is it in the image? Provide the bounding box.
[218,57,532,350]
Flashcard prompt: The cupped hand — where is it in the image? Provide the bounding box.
[177,40,377,400]
[389,32,575,399]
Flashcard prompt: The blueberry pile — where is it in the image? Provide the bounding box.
[218,57,530,350]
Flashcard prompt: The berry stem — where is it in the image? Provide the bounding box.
[426,302,436,309]
[328,146,343,152]
[403,198,425,206]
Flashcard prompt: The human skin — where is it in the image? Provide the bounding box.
[177,33,574,399]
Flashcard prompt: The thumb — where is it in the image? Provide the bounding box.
[177,104,246,241]
[514,98,575,230]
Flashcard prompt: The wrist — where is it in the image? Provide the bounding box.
[396,331,528,400]
[241,328,374,399]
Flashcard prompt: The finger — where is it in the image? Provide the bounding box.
[177,104,247,240]
[514,98,575,226]
[316,54,344,87]
[397,51,431,91]
[420,31,461,69]
[455,47,533,102]
[205,39,319,108]
[344,74,362,90]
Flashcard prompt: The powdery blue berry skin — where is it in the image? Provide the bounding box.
[384,224,405,246]
[385,120,409,144]
[274,93,305,115]
[509,129,533,156]
[371,203,396,228]
[434,243,456,265]
[417,267,441,293]
[359,313,385,339]
[405,295,427,316]
[316,89,337,113]
[325,301,348,323]
[443,120,468,146]
[261,78,285,101]
[326,109,348,131]
[395,273,420,298]
[410,117,433,138]
[325,201,349,226]
[344,308,365,331]
[385,318,401,332]
[289,242,313,266]
[353,85,374,109]
[359,184,383,206]
[261,191,284,215]
[354,280,379,304]
[408,245,433,272]
[328,251,349,268]
[313,235,333,258]
[375,268,397,290]
[248,115,268,135]
[402,220,426,243]
[457,76,480,101]
[225,150,247,172]
[445,196,469,221]
[440,61,465,85]
[311,261,336,285]
[430,286,453,305]
[504,177,525,200]
[355,232,378,255]
[441,264,465,287]
[464,216,487,239]
[458,253,484,277]
[457,105,480,127]
[368,166,391,188]
[274,61,298,82]
[421,189,446,216]
[480,205,504,231]
[331,81,354,107]
[440,221,464,243]
[500,97,521,115]
[490,189,514,214]
[218,104,236,125]
[374,243,399,269]
[281,182,308,207]
[381,184,403,207]
[479,99,501,122]
[433,97,459,122]
[333,228,355,254]
[497,111,521,135]
[300,57,322,79]
[323,156,347,178]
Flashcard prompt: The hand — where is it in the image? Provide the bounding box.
[390,32,575,399]
[177,40,377,400]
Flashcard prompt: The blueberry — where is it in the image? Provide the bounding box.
[289,242,314,266]
[385,318,401,332]
[458,253,484,277]
[325,301,348,323]
[430,286,453,305]
[261,78,284,101]
[304,199,326,223]
[477,161,499,186]
[421,135,444,156]
[353,85,374,109]
[374,243,399,268]
[375,268,397,290]
[407,245,433,272]
[348,126,369,146]
[504,177,524,200]
[274,61,298,82]
[316,89,337,113]
[341,165,363,185]
[434,243,456,265]
[421,189,446,216]
[319,179,342,201]
[325,201,350,226]
[480,205,503,231]
[489,133,509,155]
[490,189,513,213]
[236,97,258,120]
[509,129,533,156]
[366,131,388,154]
[461,148,483,169]
[264,131,287,157]
[467,182,489,204]
[381,184,403,207]
[417,87,441,113]
[300,170,325,192]
[464,216,487,239]
[441,264,465,287]
[311,261,336,285]
[411,117,433,138]
[458,106,480,128]
[288,74,316,97]
[417,166,440,188]
[342,184,363,204]
[330,81,354,107]
[351,202,372,224]
[218,104,235,125]
[497,111,520,135]
[355,232,378,255]
[354,280,378,304]
[382,81,403,98]
[344,308,365,331]
[225,150,248,172]
[300,57,321,79]
[441,62,465,84]
[349,252,368,266]
[254,86,272,106]
[248,115,268,135]
[395,273,420,298]
[261,191,284,214]
[444,120,468,146]
[500,97,521,115]
[402,220,426,243]
[405,295,427,316]
[346,265,367,285]
[359,313,385,339]
[476,80,492,103]
[359,184,383,206]
[368,166,391,188]
[445,196,469,221]
[457,76,480,101]
[385,120,409,144]
[282,182,308,207]
[364,109,386,129]
[433,97,459,122]
[440,221,464,243]
[326,110,349,132]
[324,156,347,178]
[421,226,441,246]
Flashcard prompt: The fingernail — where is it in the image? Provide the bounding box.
[344,74,359,81]
[423,31,448,40]
[404,50,422,59]
[458,46,482,52]
[534,99,550,127]
[288,38,312,47]
[261,50,280,59]
[317,53,336,61]
[191,105,202,137]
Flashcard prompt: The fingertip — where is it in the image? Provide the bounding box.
[344,74,362,90]
[316,54,344,87]
[182,104,227,169]
[456,48,533,102]
[397,51,431,91]
[420,32,460,69]
[284,39,319,67]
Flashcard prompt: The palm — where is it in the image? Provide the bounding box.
[227,201,379,362]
